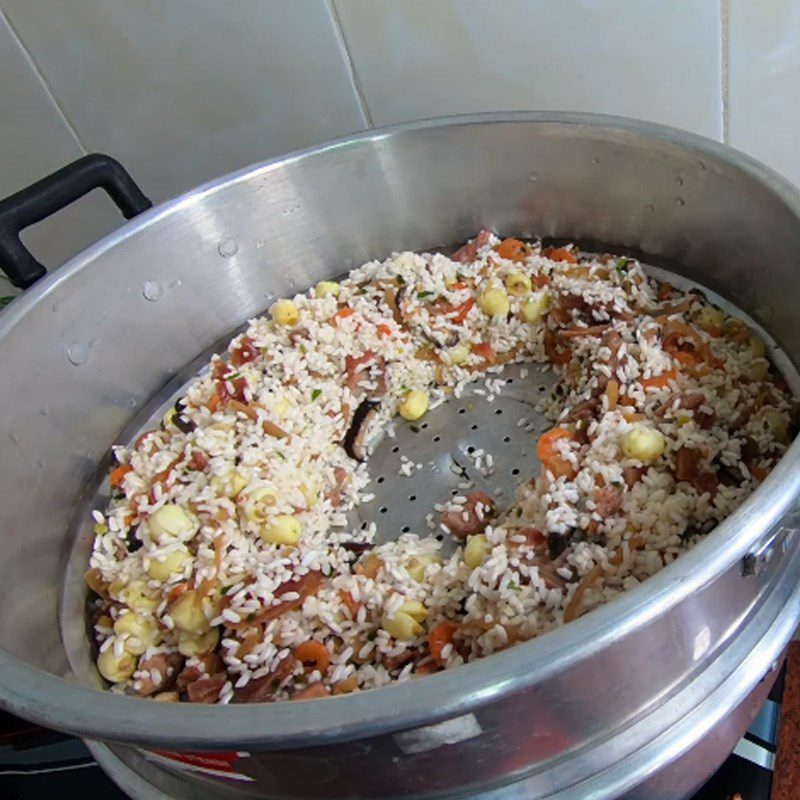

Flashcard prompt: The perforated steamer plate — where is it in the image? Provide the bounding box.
[348,361,556,555]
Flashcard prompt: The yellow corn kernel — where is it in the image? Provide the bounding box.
[148,504,197,544]
[381,610,423,641]
[505,271,532,296]
[676,414,691,427]
[274,397,292,418]
[621,427,665,461]
[478,288,510,318]
[520,291,549,323]
[93,522,108,535]
[109,579,159,613]
[97,646,136,683]
[162,406,177,429]
[170,589,210,635]
[464,534,491,570]
[243,486,278,522]
[315,281,340,298]
[761,408,789,442]
[270,299,300,326]
[146,547,191,582]
[399,390,429,421]
[747,334,766,359]
[177,627,220,658]
[698,305,724,331]
[407,554,442,582]
[744,360,768,382]
[448,343,471,366]
[260,514,302,546]
[398,599,428,623]
[114,613,158,655]
[723,317,748,339]
[211,470,248,499]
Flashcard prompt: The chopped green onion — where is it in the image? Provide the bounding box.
[311,388,322,401]
[417,291,434,300]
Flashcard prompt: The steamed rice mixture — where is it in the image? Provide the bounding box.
[85,230,797,704]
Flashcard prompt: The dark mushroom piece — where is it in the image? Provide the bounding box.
[173,398,196,434]
[343,399,381,462]
[547,530,569,560]
[339,541,375,555]
[125,525,143,553]
[421,327,459,349]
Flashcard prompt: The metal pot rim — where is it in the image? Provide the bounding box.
[3,111,800,748]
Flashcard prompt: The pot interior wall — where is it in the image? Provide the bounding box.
[1,116,799,685]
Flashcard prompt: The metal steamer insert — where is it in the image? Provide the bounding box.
[7,116,800,800]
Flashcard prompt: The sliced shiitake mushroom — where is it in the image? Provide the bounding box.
[343,399,380,462]
[174,398,196,434]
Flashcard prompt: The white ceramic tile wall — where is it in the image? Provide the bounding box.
[333,0,723,138]
[0,11,122,281]
[1,0,367,205]
[3,0,800,280]
[728,0,800,188]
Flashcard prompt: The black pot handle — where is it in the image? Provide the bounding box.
[0,153,152,289]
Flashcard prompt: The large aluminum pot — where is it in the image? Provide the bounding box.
[1,113,799,800]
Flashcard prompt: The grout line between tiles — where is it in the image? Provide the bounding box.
[326,0,374,129]
[721,0,730,143]
[1,8,88,154]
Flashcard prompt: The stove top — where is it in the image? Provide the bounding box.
[0,671,783,800]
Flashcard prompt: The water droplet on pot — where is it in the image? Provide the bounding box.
[591,157,600,165]
[66,342,88,366]
[40,406,49,416]
[142,281,162,302]
[128,397,138,408]
[264,291,275,302]
[676,176,684,187]
[218,237,239,258]
[675,197,685,207]
[528,173,538,182]
[255,240,265,250]
[168,278,182,289]
[645,204,655,213]
[36,458,45,469]
[9,433,19,444]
